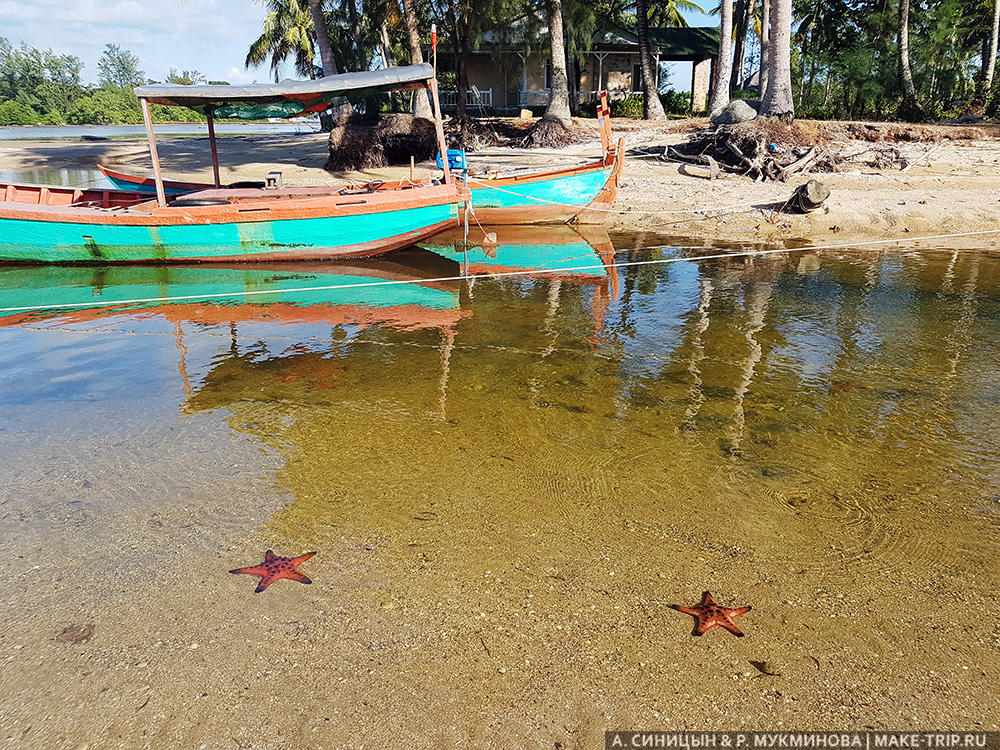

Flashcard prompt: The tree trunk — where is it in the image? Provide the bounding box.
[543,0,573,124]
[708,0,733,113]
[402,0,433,117]
[983,0,1000,94]
[730,0,751,90]
[898,0,921,115]
[379,22,394,69]
[455,2,471,140]
[309,0,337,76]
[636,0,667,119]
[760,0,793,118]
[759,0,770,99]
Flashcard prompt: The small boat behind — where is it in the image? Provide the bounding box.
[96,163,217,195]
[1,64,466,264]
[94,92,625,227]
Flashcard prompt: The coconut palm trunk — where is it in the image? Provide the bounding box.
[899,0,921,115]
[542,0,573,125]
[708,0,733,113]
[983,0,1000,94]
[636,0,666,119]
[730,0,752,90]
[760,0,793,118]
[402,0,433,117]
[308,0,337,75]
[759,0,770,99]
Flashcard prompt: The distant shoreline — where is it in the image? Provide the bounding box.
[0,122,321,142]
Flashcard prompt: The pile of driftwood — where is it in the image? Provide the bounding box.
[665,123,838,182]
[661,120,934,182]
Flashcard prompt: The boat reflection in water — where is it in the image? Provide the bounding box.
[0,249,469,408]
[180,225,620,420]
[420,224,620,342]
[0,225,620,419]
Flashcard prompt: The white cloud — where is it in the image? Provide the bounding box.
[1,0,282,84]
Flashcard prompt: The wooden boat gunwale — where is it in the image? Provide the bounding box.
[0,63,469,264]
[91,91,624,228]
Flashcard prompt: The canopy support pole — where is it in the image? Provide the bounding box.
[428,79,452,184]
[207,110,221,188]
[140,97,167,208]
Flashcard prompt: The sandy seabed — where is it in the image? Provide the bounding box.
[1,121,999,748]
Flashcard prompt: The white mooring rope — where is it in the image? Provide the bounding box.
[0,228,997,316]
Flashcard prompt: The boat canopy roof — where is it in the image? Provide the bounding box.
[134,63,434,120]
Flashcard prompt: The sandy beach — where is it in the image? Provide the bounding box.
[2,118,999,249]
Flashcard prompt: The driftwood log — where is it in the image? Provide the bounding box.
[793,180,830,212]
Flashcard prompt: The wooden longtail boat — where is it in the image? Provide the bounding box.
[0,64,466,264]
[96,92,625,226]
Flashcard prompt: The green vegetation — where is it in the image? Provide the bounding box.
[243,0,1000,123]
[0,40,213,126]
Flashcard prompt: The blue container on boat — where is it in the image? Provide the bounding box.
[437,149,468,170]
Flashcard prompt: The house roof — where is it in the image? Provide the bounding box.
[593,27,719,60]
[135,64,433,119]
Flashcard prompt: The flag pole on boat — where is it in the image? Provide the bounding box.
[139,97,167,208]
[207,106,221,188]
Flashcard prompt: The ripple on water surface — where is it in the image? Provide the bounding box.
[1,237,999,737]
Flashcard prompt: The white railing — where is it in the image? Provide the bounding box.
[438,88,493,108]
[579,89,644,103]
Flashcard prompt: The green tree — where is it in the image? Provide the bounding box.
[401,0,433,116]
[760,0,793,117]
[898,0,922,115]
[0,100,40,125]
[65,88,142,124]
[542,0,573,125]
[246,0,319,80]
[97,44,145,88]
[636,0,667,117]
[708,0,733,112]
[167,68,206,85]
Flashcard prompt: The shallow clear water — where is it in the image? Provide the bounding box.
[1,231,998,743]
[0,167,114,189]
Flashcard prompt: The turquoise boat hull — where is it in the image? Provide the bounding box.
[0,180,464,264]
[0,203,456,264]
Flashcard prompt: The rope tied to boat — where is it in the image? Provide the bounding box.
[465,178,750,216]
[1,228,998,316]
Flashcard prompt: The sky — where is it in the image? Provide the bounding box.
[1,0,272,85]
[1,0,717,90]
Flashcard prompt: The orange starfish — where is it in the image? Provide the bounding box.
[670,590,752,637]
[230,550,316,593]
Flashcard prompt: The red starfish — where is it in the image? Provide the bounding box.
[230,550,316,593]
[670,590,752,637]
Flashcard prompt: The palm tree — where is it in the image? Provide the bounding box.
[982,0,999,95]
[760,0,793,117]
[402,0,433,117]
[636,0,667,118]
[730,0,753,88]
[245,0,317,80]
[898,0,921,115]
[649,0,707,27]
[309,0,338,75]
[759,0,769,99]
[708,0,733,112]
[543,0,573,125]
